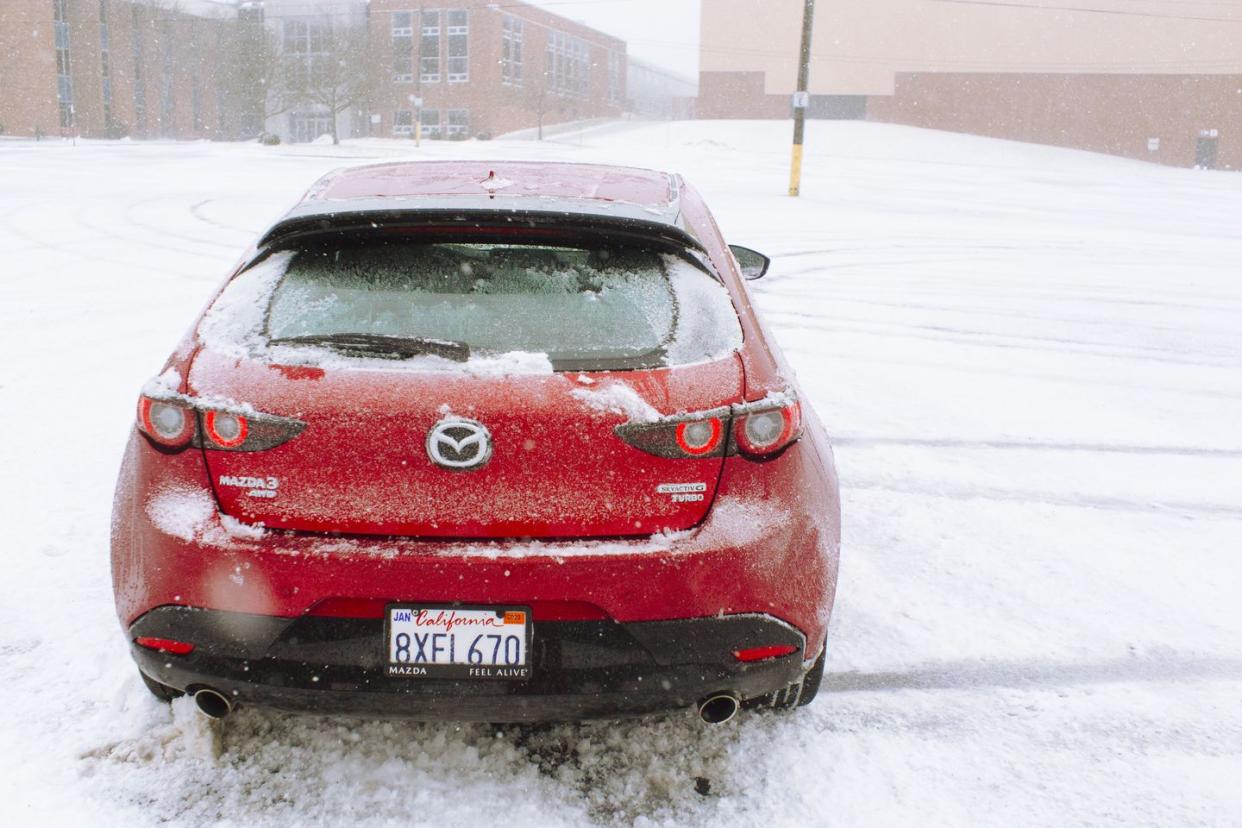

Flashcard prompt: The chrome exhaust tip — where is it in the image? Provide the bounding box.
[698,693,740,724]
[193,688,233,719]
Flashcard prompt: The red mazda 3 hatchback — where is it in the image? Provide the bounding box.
[111,160,840,724]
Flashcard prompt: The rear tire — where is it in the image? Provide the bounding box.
[796,642,826,707]
[140,671,184,703]
[745,642,826,711]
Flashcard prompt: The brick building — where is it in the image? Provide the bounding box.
[698,0,1242,170]
[365,0,627,142]
[0,0,242,140]
[1,0,628,144]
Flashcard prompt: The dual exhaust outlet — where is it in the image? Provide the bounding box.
[697,693,740,725]
[193,688,233,719]
[191,687,739,725]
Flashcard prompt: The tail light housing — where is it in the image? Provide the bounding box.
[615,408,730,459]
[615,392,802,460]
[136,392,304,453]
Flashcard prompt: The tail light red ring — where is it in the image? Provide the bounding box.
[137,396,195,447]
[204,410,250,449]
[733,402,801,457]
[675,417,723,456]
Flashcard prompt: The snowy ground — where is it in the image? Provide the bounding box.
[2,121,1241,826]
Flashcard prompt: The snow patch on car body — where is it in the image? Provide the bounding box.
[571,382,661,422]
[147,485,266,544]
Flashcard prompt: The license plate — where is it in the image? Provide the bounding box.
[384,604,533,680]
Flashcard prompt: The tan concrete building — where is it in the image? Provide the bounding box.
[699,0,1242,169]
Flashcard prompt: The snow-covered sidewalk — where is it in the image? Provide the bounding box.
[1,121,1240,826]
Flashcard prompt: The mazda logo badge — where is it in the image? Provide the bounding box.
[426,418,493,471]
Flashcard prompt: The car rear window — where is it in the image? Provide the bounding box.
[256,239,743,371]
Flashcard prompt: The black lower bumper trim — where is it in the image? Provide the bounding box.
[129,605,806,721]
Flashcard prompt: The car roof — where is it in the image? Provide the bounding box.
[258,160,697,251]
[305,160,680,209]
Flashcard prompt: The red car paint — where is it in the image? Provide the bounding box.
[111,161,840,680]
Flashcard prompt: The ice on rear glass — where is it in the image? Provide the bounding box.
[220,243,742,372]
[198,251,295,359]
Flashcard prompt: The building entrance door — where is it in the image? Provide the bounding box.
[1195,132,1219,169]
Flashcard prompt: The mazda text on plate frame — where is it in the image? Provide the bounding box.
[111,160,841,724]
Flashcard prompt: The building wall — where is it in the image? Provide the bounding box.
[628,57,697,119]
[868,73,1242,170]
[367,0,626,142]
[0,0,239,140]
[698,0,1242,168]
[0,2,59,137]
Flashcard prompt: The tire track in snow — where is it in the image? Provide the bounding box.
[844,479,1242,519]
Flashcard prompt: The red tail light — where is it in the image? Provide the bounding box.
[136,392,304,453]
[616,392,802,460]
[733,644,799,662]
[135,636,195,655]
[615,409,730,459]
[675,417,724,456]
[204,410,249,448]
[137,397,195,448]
[733,398,802,457]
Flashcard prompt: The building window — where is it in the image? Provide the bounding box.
[393,110,413,136]
[392,11,414,83]
[131,6,146,134]
[190,25,204,133]
[284,18,332,92]
[608,50,622,106]
[501,15,522,86]
[446,109,469,137]
[420,108,441,138]
[53,0,74,128]
[546,31,589,98]
[100,0,114,130]
[420,11,440,83]
[159,19,175,136]
[446,10,468,82]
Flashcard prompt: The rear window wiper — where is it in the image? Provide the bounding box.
[269,333,470,362]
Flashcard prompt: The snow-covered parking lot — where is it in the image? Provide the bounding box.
[1,120,1240,826]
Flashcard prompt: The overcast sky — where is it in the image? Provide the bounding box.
[526,0,701,79]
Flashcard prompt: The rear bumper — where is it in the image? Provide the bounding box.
[131,606,808,721]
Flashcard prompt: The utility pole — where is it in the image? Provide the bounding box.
[789,0,815,197]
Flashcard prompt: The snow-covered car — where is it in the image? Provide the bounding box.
[110,160,840,724]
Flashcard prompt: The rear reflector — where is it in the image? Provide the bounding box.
[134,636,195,655]
[733,644,799,663]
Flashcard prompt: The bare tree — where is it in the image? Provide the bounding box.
[525,71,556,141]
[284,22,373,145]
[217,14,290,137]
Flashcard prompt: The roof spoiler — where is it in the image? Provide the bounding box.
[256,197,704,254]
